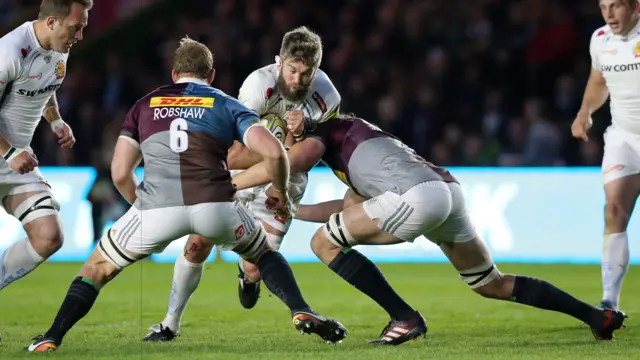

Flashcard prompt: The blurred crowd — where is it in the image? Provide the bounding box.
[2,0,613,238]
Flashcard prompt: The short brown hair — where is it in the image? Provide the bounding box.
[172,36,215,79]
[38,0,93,19]
[279,26,323,67]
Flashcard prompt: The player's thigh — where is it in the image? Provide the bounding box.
[2,184,63,249]
[423,182,478,245]
[183,234,215,263]
[602,127,640,185]
[190,201,269,261]
[98,205,191,270]
[324,181,454,248]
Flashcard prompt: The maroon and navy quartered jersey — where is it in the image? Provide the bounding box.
[120,78,260,209]
[308,116,457,198]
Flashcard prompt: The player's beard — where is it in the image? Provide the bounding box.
[277,73,309,103]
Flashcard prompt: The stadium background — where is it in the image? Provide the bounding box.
[0,0,638,264]
[1,1,639,359]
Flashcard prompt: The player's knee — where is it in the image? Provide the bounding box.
[24,215,64,257]
[183,235,214,263]
[310,226,337,257]
[458,261,505,299]
[314,212,356,253]
[603,201,630,229]
[81,253,120,285]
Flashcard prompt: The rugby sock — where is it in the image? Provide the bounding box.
[511,276,600,325]
[328,249,416,321]
[44,276,100,345]
[161,253,204,333]
[0,238,45,290]
[257,250,311,314]
[601,232,629,309]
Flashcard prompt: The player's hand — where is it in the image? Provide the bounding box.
[285,110,306,137]
[265,185,290,215]
[571,112,593,141]
[52,120,75,149]
[7,150,38,174]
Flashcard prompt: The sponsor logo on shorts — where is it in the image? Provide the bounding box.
[603,164,625,174]
[149,96,214,108]
[235,224,245,239]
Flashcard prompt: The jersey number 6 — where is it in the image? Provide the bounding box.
[170,118,188,153]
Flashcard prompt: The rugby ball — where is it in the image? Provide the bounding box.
[261,113,287,144]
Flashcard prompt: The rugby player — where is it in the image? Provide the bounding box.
[0,0,91,339]
[144,26,342,342]
[571,0,639,312]
[235,114,628,345]
[26,37,346,353]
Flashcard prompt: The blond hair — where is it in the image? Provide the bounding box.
[172,36,214,79]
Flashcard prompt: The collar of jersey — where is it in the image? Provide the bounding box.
[614,18,640,41]
[176,77,209,86]
[27,21,53,54]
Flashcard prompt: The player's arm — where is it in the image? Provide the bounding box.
[578,67,608,117]
[232,137,325,190]
[111,106,142,204]
[42,93,75,149]
[0,52,20,155]
[227,141,264,170]
[579,31,610,117]
[295,188,366,223]
[111,137,142,204]
[230,97,289,192]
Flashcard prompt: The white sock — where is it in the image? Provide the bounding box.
[602,232,630,309]
[0,238,45,290]
[161,253,204,333]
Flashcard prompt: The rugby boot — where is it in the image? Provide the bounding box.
[238,264,261,309]
[369,311,427,346]
[600,300,627,328]
[143,324,178,342]
[292,311,347,344]
[591,309,627,340]
[24,335,57,352]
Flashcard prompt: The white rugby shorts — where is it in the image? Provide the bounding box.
[361,180,477,244]
[102,201,267,259]
[0,166,51,203]
[602,125,640,184]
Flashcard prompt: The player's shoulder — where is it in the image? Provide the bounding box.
[310,68,340,105]
[590,25,612,47]
[0,22,33,64]
[242,64,277,88]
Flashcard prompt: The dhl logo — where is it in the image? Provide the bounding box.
[149,96,214,108]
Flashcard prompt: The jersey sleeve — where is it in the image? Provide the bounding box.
[119,103,141,145]
[0,49,21,102]
[317,84,341,123]
[590,29,604,72]
[238,70,269,114]
[225,96,262,145]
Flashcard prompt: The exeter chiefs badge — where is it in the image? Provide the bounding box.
[55,60,66,79]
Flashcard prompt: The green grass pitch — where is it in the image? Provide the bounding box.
[0,261,638,359]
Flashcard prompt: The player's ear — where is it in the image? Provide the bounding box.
[171,69,178,83]
[46,16,57,31]
[208,69,215,84]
